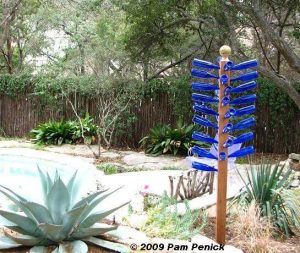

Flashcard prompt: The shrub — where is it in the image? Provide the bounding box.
[30,121,77,145]
[72,114,99,144]
[139,120,208,156]
[141,194,207,239]
[236,163,300,236]
[31,115,98,145]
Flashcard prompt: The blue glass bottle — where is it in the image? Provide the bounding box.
[230,94,256,105]
[192,131,218,144]
[192,69,219,79]
[192,93,219,103]
[193,59,220,70]
[224,108,236,119]
[193,104,218,116]
[224,61,234,71]
[223,123,233,133]
[219,152,226,161]
[235,105,256,116]
[230,81,257,93]
[232,117,256,130]
[192,161,218,172]
[223,132,254,147]
[228,146,255,158]
[192,82,219,91]
[220,74,228,85]
[192,145,218,159]
[222,96,230,106]
[231,71,258,82]
[192,115,218,129]
[231,59,258,71]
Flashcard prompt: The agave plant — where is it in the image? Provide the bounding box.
[0,168,130,252]
[236,162,300,236]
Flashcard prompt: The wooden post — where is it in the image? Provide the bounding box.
[216,45,231,244]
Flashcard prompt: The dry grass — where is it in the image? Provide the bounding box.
[228,202,277,253]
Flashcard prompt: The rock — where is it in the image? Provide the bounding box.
[289,153,300,160]
[295,171,300,179]
[105,225,149,245]
[289,153,300,171]
[130,194,145,213]
[126,214,148,229]
[207,205,216,218]
[289,160,300,171]
[291,179,300,188]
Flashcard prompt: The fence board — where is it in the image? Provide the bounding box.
[0,94,298,154]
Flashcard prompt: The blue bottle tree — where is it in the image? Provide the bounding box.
[189,45,258,244]
[190,49,258,172]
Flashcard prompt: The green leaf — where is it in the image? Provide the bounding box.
[0,236,21,249]
[0,210,39,237]
[37,166,49,199]
[84,236,130,253]
[30,246,48,253]
[80,201,129,228]
[58,240,88,253]
[62,204,88,237]
[73,189,109,209]
[46,178,70,224]
[5,233,48,246]
[67,171,81,206]
[23,202,54,224]
[78,187,123,223]
[6,226,31,235]
[38,223,64,242]
[72,223,116,238]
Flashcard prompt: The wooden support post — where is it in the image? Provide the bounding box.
[216,45,231,244]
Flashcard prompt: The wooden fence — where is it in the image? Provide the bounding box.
[0,94,299,154]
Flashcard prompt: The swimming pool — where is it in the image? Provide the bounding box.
[0,153,96,206]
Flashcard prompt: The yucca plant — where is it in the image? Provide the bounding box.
[236,163,300,236]
[0,168,130,252]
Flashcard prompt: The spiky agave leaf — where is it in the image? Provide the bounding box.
[84,237,130,253]
[58,240,88,253]
[0,169,129,251]
[0,236,22,249]
[71,223,117,239]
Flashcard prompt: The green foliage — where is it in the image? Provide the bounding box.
[142,194,207,239]
[236,163,300,237]
[0,168,129,252]
[30,121,77,145]
[97,164,184,175]
[140,120,207,156]
[31,115,98,145]
[98,164,119,175]
[72,114,99,141]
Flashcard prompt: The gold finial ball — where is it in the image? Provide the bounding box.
[219,45,232,59]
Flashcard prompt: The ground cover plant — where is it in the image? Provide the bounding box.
[141,194,207,240]
[0,168,129,252]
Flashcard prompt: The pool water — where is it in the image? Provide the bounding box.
[0,154,94,205]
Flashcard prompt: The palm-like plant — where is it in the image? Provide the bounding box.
[236,163,300,236]
[140,120,207,156]
[0,168,130,252]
